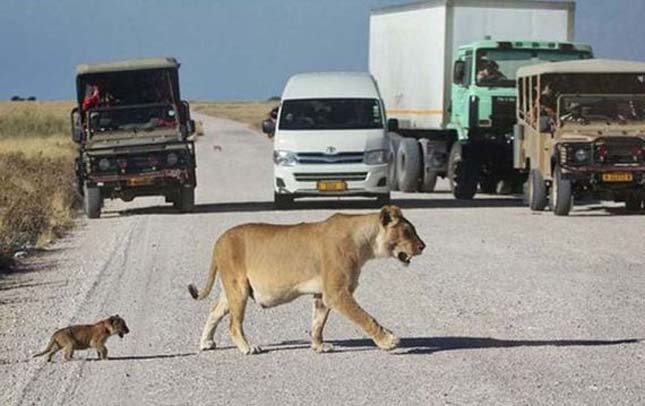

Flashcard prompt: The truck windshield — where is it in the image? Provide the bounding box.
[88,103,178,135]
[279,98,383,130]
[476,49,592,88]
[558,94,645,125]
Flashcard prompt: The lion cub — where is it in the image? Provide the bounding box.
[33,315,130,362]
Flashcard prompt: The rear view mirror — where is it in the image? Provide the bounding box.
[262,119,275,135]
[188,119,196,134]
[70,107,82,143]
[387,118,399,132]
[453,61,465,85]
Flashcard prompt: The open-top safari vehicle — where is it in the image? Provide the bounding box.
[71,57,196,218]
[514,59,645,215]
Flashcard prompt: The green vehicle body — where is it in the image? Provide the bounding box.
[443,40,593,197]
[71,57,197,218]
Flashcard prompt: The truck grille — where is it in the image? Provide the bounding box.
[294,172,368,182]
[491,96,516,129]
[296,152,364,164]
[594,138,644,165]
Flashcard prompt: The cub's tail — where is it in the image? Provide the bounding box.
[33,339,54,358]
[188,257,218,301]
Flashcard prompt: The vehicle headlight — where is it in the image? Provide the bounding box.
[574,148,588,163]
[167,152,179,166]
[364,149,388,165]
[273,150,297,166]
[98,158,111,171]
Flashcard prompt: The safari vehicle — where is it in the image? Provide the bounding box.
[515,59,645,215]
[71,57,196,218]
[262,72,391,209]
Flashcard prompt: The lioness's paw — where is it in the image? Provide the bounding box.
[199,340,216,351]
[311,342,334,353]
[375,331,400,351]
[244,346,263,355]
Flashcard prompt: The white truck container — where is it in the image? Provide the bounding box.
[369,0,590,198]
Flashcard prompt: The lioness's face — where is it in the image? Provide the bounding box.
[379,205,425,266]
[108,315,130,338]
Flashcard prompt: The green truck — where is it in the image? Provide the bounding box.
[71,57,196,218]
[369,0,593,199]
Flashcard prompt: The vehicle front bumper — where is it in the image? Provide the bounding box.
[274,163,389,197]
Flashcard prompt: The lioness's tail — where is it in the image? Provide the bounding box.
[33,339,54,358]
[188,257,218,300]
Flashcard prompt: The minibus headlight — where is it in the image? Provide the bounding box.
[273,150,297,166]
[364,149,387,165]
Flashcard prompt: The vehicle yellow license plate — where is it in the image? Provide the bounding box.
[127,177,155,187]
[602,172,633,182]
[317,180,347,192]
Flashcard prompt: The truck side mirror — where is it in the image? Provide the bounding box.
[262,119,275,135]
[453,61,465,85]
[188,119,196,135]
[70,107,83,143]
[387,118,399,132]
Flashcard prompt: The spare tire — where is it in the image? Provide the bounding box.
[396,138,421,193]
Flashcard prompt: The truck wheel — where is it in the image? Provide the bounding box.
[387,133,401,191]
[274,193,293,210]
[551,166,573,216]
[396,138,421,193]
[83,183,102,219]
[625,194,643,212]
[527,169,547,211]
[177,186,195,213]
[448,142,477,200]
[479,176,497,194]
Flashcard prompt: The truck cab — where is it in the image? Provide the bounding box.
[515,59,645,215]
[71,57,196,218]
[448,40,592,198]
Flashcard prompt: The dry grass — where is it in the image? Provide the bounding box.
[193,101,278,130]
[0,101,78,270]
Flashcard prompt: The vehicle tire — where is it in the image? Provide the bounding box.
[274,193,293,210]
[527,169,547,211]
[551,165,573,216]
[375,193,391,207]
[177,185,195,213]
[448,142,477,200]
[387,133,401,191]
[83,183,102,219]
[479,176,497,194]
[396,138,421,193]
[420,169,438,192]
[625,194,643,212]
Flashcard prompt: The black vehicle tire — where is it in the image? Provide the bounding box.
[551,165,573,216]
[375,193,391,207]
[479,176,497,194]
[83,183,102,219]
[625,194,643,212]
[177,185,195,213]
[396,138,421,193]
[387,133,401,191]
[448,142,477,200]
[274,193,293,210]
[420,169,438,193]
[527,169,547,211]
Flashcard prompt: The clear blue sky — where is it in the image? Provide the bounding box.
[1,0,644,101]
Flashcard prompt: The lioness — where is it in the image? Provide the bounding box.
[188,205,425,355]
[33,315,130,362]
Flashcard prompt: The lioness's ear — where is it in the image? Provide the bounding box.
[380,205,401,226]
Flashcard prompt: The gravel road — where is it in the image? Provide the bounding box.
[1,113,644,406]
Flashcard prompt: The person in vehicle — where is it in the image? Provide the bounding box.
[477,60,506,83]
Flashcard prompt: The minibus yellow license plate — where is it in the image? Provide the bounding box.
[602,172,633,183]
[317,180,347,192]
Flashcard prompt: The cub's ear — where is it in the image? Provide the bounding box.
[380,205,402,226]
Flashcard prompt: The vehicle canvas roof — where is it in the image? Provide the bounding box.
[282,72,380,100]
[371,0,574,16]
[517,59,645,77]
[75,57,180,76]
